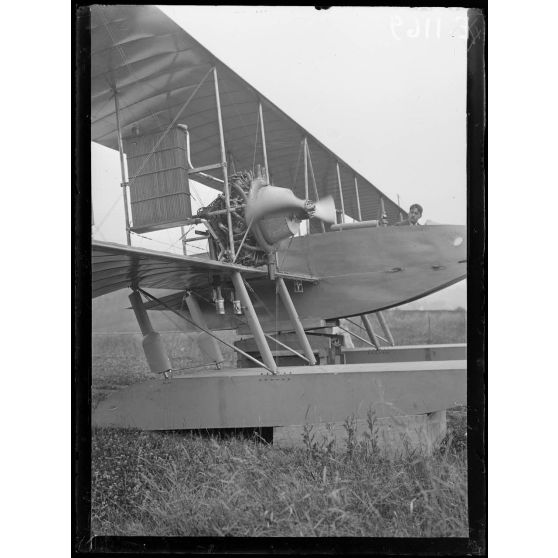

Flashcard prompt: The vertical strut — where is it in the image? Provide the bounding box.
[336,162,345,224]
[307,148,326,233]
[258,102,269,182]
[113,91,132,245]
[276,278,317,365]
[379,197,387,225]
[213,67,235,260]
[227,150,237,174]
[354,177,362,221]
[303,137,309,200]
[231,272,277,373]
[360,314,380,350]
[180,226,187,255]
[377,311,395,346]
[183,291,224,366]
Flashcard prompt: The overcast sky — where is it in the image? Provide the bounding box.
[159,5,468,223]
[92,6,467,247]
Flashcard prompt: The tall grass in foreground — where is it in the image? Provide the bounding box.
[91,310,468,537]
[92,412,467,537]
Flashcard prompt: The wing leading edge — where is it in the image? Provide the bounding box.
[91,5,407,224]
[91,240,267,298]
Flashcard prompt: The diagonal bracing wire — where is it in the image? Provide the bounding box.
[137,287,276,374]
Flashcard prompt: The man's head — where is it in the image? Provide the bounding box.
[408,203,423,225]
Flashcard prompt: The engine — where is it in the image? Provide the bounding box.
[197,170,304,267]
[197,169,336,267]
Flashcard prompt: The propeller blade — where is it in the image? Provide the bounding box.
[312,196,337,224]
[245,186,306,223]
[245,185,338,225]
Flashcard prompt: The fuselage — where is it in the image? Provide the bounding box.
[170,224,466,332]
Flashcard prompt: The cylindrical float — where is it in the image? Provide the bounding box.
[129,290,172,374]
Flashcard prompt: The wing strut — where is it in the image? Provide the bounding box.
[276,278,317,365]
[213,67,236,260]
[377,311,395,346]
[137,287,277,374]
[360,314,380,350]
[183,291,224,366]
[113,90,132,246]
[231,272,277,373]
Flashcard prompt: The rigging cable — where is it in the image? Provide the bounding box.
[145,295,221,372]
[93,191,126,232]
[100,9,214,191]
[130,231,207,254]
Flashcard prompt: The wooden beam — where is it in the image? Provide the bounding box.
[93,360,467,430]
[343,343,467,364]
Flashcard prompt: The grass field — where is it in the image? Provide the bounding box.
[91,309,468,537]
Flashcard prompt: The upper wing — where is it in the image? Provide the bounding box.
[91,5,407,224]
[92,240,267,298]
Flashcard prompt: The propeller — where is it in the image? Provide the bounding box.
[245,185,337,225]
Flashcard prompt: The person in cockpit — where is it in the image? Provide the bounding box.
[395,203,423,226]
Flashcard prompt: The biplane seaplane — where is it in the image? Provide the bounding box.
[91,6,466,440]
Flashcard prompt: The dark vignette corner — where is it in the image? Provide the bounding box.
[466,5,487,556]
[73,3,93,554]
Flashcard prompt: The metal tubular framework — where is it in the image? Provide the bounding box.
[276,277,317,365]
[231,272,277,373]
[354,177,362,221]
[113,91,132,245]
[213,67,235,259]
[336,163,345,224]
[258,102,269,181]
